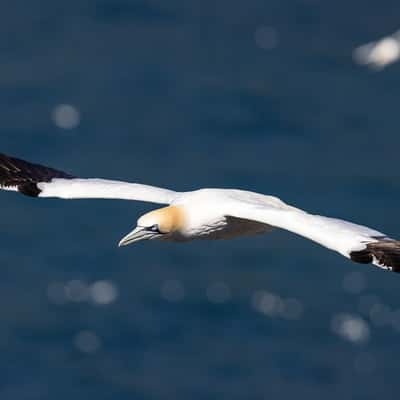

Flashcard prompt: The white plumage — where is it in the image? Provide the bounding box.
[0,153,398,272]
[38,178,175,204]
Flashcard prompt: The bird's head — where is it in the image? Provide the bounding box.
[118,205,186,246]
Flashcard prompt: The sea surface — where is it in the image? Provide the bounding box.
[0,1,400,399]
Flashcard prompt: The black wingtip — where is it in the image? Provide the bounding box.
[0,153,75,197]
[350,240,400,273]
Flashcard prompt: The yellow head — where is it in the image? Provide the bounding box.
[118,206,186,246]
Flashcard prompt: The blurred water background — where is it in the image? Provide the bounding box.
[1,1,400,399]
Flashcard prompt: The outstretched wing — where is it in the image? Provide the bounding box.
[225,192,399,272]
[0,153,176,204]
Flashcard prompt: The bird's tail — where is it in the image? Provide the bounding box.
[350,240,400,272]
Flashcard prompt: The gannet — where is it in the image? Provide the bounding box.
[0,152,399,272]
[353,30,400,69]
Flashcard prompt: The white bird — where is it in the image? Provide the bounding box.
[353,31,400,70]
[0,153,399,272]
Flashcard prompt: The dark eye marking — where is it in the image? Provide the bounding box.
[147,224,161,233]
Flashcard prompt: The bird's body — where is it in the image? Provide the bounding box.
[146,199,273,242]
[159,189,292,241]
[0,152,399,272]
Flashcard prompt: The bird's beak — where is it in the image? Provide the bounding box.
[118,227,153,247]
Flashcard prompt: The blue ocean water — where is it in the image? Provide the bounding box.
[0,1,400,399]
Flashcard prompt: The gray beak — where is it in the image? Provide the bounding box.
[118,227,153,247]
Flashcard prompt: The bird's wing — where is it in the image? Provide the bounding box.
[0,153,176,204]
[224,193,399,272]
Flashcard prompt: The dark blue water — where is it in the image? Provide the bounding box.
[0,1,400,399]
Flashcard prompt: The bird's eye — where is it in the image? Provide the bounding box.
[148,224,161,233]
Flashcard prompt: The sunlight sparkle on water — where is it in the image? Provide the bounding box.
[89,280,119,305]
[74,330,101,354]
[161,279,185,302]
[52,104,80,129]
[252,290,304,320]
[353,32,400,69]
[331,313,370,344]
[255,26,278,50]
